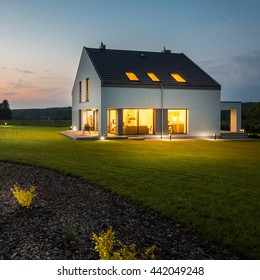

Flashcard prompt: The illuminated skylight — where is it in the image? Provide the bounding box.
[147,72,160,82]
[125,72,139,81]
[171,73,186,83]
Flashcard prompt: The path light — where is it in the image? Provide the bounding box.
[5,122,7,126]
[213,133,217,140]
[100,136,105,141]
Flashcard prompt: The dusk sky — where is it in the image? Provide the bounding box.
[0,0,260,109]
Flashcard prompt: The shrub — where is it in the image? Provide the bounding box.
[62,216,79,246]
[92,226,156,260]
[10,182,37,208]
[248,133,260,139]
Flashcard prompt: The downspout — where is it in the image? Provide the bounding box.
[161,83,164,139]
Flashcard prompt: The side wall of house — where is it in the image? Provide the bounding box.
[101,87,221,137]
[71,49,101,131]
[221,101,241,132]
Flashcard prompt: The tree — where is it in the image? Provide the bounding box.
[0,99,12,120]
[244,102,260,133]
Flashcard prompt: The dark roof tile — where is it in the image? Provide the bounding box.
[85,47,221,89]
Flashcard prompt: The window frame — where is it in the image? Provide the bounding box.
[147,72,160,82]
[170,73,186,83]
[79,81,82,103]
[168,109,188,134]
[125,72,139,81]
[85,78,90,102]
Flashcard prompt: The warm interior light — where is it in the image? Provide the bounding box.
[147,72,160,81]
[171,73,186,82]
[125,72,139,81]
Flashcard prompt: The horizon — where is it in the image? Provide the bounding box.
[1,0,260,109]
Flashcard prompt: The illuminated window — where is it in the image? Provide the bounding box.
[85,78,90,102]
[123,109,153,135]
[147,72,160,82]
[125,72,139,81]
[170,73,186,83]
[79,81,82,103]
[168,109,187,134]
[108,109,117,134]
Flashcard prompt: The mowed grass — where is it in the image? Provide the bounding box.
[0,125,259,259]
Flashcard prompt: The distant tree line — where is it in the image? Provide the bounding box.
[12,107,72,120]
[0,99,12,120]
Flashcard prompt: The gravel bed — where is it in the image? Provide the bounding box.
[0,162,236,260]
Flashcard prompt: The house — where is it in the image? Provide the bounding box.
[71,44,241,138]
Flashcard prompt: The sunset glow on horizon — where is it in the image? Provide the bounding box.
[0,0,259,109]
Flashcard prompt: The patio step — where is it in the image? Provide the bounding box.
[220,132,248,139]
[128,136,145,140]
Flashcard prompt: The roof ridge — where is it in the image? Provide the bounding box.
[84,46,183,55]
[83,47,221,90]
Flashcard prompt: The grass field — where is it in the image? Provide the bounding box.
[1,119,71,127]
[0,125,259,259]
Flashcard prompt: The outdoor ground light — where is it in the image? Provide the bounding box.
[100,136,105,140]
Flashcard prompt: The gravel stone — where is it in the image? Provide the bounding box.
[0,162,237,260]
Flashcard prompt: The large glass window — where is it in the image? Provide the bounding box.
[108,109,117,134]
[139,109,153,134]
[168,110,187,134]
[123,109,153,135]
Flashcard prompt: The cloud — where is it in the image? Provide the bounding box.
[202,50,260,85]
[2,92,18,96]
[19,70,34,74]
[199,50,260,101]
[10,80,32,89]
[14,68,34,74]
[10,68,35,89]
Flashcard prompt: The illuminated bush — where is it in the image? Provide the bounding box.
[10,182,37,208]
[92,226,156,260]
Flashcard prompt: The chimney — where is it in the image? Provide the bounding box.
[99,42,106,50]
[161,46,171,53]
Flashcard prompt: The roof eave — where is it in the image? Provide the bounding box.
[101,82,221,90]
[84,47,104,84]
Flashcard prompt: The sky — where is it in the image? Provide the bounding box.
[0,0,260,109]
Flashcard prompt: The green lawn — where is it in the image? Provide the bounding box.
[1,119,71,127]
[0,125,259,259]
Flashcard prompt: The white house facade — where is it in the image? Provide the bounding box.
[72,45,240,138]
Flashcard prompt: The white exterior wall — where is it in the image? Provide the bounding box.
[101,87,221,137]
[221,101,242,132]
[100,87,161,135]
[72,49,102,131]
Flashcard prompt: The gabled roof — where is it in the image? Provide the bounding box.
[84,47,221,90]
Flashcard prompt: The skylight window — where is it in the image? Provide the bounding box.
[125,72,139,81]
[147,72,160,82]
[171,73,186,83]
